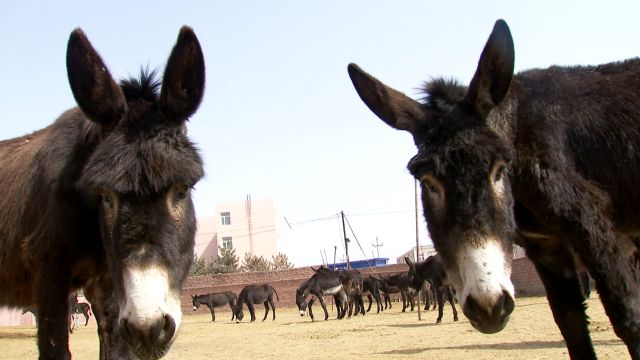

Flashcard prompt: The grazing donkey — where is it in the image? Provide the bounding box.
[405,255,459,323]
[192,292,237,322]
[234,284,279,322]
[348,19,640,359]
[296,271,351,321]
[0,26,205,359]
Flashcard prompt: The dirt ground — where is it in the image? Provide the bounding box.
[0,295,628,359]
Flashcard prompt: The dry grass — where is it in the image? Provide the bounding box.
[0,296,627,359]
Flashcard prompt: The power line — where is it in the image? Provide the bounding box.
[348,209,413,217]
[343,212,374,270]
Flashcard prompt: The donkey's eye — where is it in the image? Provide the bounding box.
[419,174,443,198]
[175,185,189,201]
[495,166,504,182]
[99,189,116,210]
[492,162,508,183]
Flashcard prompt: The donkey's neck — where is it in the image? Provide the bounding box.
[486,85,520,148]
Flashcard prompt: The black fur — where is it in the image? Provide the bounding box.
[349,19,640,359]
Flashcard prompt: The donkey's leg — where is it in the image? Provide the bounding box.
[36,270,72,359]
[446,287,459,321]
[262,301,269,321]
[373,292,382,313]
[338,292,349,319]
[573,233,640,359]
[435,288,445,323]
[247,303,256,322]
[210,306,216,322]
[431,287,438,310]
[358,294,365,315]
[308,297,316,321]
[528,170,640,358]
[366,294,373,312]
[527,248,596,360]
[315,294,330,321]
[268,297,276,320]
[229,301,235,321]
[423,286,430,311]
[400,291,407,312]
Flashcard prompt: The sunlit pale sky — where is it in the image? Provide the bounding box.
[1,1,638,266]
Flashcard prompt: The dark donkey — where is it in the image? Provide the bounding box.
[348,19,640,359]
[405,255,459,323]
[192,292,237,322]
[363,275,384,313]
[296,271,351,321]
[380,273,416,312]
[71,303,93,327]
[234,284,279,322]
[0,26,205,359]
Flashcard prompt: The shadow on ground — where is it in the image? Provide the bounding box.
[377,339,623,355]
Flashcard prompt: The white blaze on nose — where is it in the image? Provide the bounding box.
[121,266,182,341]
[458,241,514,309]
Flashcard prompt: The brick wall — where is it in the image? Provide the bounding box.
[510,257,546,296]
[181,259,546,313]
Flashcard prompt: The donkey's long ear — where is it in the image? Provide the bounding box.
[160,26,205,123]
[348,63,426,135]
[404,256,415,268]
[463,19,514,118]
[67,28,127,127]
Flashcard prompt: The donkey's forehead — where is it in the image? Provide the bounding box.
[79,126,203,195]
[408,126,512,177]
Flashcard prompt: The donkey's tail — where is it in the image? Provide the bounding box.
[273,286,280,302]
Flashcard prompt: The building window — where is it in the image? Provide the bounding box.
[222,237,233,249]
[220,212,231,225]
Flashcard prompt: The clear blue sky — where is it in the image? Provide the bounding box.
[1,1,638,266]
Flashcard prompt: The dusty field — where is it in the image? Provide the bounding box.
[0,296,628,359]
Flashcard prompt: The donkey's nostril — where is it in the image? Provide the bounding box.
[159,314,176,344]
[463,291,514,334]
[119,314,175,360]
[502,290,515,317]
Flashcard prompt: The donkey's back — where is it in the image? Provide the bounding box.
[0,109,97,307]
[506,57,640,230]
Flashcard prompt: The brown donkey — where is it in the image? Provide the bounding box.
[0,26,205,359]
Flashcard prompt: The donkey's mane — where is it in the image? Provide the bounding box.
[120,68,161,102]
[420,78,467,113]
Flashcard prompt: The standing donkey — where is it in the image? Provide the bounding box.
[405,255,459,323]
[348,19,639,359]
[234,284,279,322]
[0,26,205,359]
[192,292,237,322]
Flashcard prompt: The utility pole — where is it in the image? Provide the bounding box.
[341,211,350,269]
[245,194,254,255]
[372,236,384,258]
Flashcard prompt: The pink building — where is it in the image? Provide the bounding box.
[195,196,280,263]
